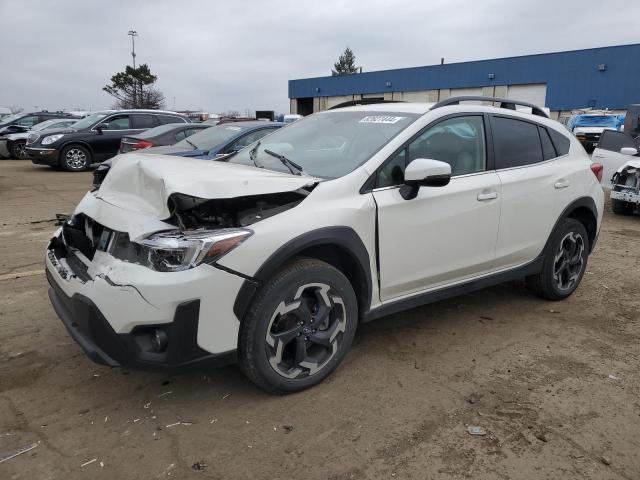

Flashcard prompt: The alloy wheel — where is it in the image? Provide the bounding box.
[266,283,347,379]
[553,232,585,291]
[14,142,27,159]
[65,148,88,169]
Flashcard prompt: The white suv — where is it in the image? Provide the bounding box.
[46,97,604,393]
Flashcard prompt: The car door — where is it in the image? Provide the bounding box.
[372,114,501,301]
[491,115,571,270]
[592,130,640,187]
[91,114,137,160]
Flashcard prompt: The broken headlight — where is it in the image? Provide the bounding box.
[111,229,252,272]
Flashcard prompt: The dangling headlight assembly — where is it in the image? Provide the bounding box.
[110,228,252,272]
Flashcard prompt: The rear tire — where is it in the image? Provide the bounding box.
[238,258,358,394]
[526,218,589,301]
[61,144,91,171]
[10,141,27,160]
[611,198,634,216]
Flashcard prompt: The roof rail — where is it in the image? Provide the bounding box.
[431,96,549,118]
[329,99,404,110]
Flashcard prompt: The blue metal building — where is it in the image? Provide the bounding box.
[288,43,640,117]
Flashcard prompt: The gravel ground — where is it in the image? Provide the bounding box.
[0,159,639,479]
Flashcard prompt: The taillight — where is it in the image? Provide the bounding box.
[134,140,154,150]
[590,163,603,183]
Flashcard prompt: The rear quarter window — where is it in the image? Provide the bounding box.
[157,114,187,125]
[548,128,570,156]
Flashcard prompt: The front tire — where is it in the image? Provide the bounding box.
[611,198,634,215]
[238,258,358,394]
[526,218,589,301]
[10,141,27,160]
[61,145,92,171]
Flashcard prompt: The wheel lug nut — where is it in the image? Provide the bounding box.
[297,332,301,337]
[310,319,314,323]
[312,329,316,333]
[304,336,309,341]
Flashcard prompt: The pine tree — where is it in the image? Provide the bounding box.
[332,47,359,76]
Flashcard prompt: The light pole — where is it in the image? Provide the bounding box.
[128,30,138,107]
[128,30,138,69]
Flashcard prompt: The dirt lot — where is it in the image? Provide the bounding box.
[0,159,639,480]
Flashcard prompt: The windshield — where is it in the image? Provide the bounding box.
[70,113,108,130]
[174,124,245,150]
[0,113,23,126]
[230,111,419,178]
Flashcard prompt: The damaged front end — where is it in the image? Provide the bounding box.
[611,161,640,211]
[51,186,314,278]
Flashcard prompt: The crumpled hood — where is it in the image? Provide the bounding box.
[95,153,318,220]
[617,159,640,173]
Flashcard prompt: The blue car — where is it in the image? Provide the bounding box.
[142,121,283,159]
[92,121,283,187]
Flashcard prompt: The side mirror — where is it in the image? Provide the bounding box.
[96,123,109,133]
[400,158,452,200]
[620,147,638,156]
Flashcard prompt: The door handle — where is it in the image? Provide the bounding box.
[554,180,570,189]
[593,153,604,158]
[477,191,498,201]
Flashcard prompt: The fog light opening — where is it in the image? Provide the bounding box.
[150,328,168,353]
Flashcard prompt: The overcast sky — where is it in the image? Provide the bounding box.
[1,0,639,114]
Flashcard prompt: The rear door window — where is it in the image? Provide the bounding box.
[492,116,543,169]
[597,130,637,152]
[131,114,157,129]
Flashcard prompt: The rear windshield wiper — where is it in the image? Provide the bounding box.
[264,149,304,176]
[185,139,198,150]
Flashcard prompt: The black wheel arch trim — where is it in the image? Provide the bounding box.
[232,226,373,324]
[547,196,599,254]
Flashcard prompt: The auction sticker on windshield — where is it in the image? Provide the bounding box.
[359,116,406,124]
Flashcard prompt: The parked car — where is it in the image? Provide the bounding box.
[92,121,282,188]
[283,114,303,124]
[27,109,190,171]
[119,123,211,153]
[0,107,12,120]
[141,121,282,159]
[0,118,79,159]
[0,110,76,137]
[592,129,640,188]
[46,97,603,393]
[567,113,624,152]
[609,158,640,215]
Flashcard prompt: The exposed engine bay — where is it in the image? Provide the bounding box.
[610,161,640,212]
[167,187,315,230]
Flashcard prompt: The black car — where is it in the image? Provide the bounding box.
[0,110,77,136]
[26,109,190,171]
[119,123,210,153]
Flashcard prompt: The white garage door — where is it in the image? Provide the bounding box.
[450,87,484,104]
[507,84,547,109]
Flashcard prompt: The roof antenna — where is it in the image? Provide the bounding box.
[441,57,445,65]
